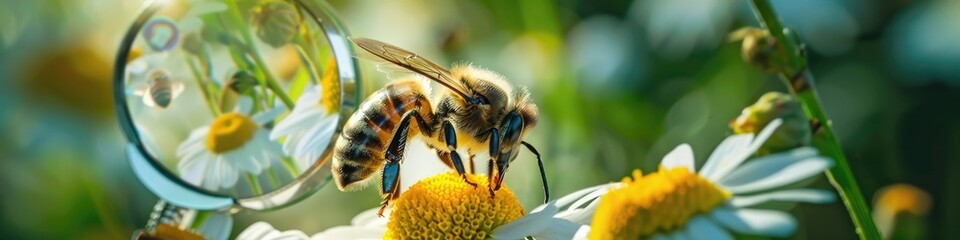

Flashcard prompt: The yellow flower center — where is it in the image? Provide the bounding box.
[384,173,524,240]
[206,113,258,154]
[589,167,731,240]
[320,59,340,114]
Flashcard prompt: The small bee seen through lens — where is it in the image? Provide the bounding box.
[332,37,550,216]
[135,69,184,109]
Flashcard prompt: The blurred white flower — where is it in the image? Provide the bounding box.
[269,85,338,170]
[630,0,737,59]
[889,0,960,85]
[176,106,284,190]
[567,15,645,92]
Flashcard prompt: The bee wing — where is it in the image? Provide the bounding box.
[170,81,185,98]
[350,37,473,100]
[142,88,160,108]
[132,85,149,96]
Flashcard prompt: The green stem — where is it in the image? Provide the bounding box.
[186,56,222,116]
[279,157,300,178]
[225,0,295,110]
[266,168,280,189]
[245,173,263,195]
[748,1,880,239]
[293,44,322,85]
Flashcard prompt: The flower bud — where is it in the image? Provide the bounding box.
[740,29,778,72]
[731,92,810,154]
[252,1,300,48]
[219,70,259,111]
[228,70,259,94]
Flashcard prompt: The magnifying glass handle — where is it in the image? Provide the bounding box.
[132,200,233,240]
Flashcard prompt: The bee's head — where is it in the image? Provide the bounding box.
[489,109,529,192]
[453,65,522,124]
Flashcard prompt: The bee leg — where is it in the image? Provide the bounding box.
[487,129,500,199]
[521,141,550,204]
[378,161,400,217]
[377,111,430,217]
[443,121,478,188]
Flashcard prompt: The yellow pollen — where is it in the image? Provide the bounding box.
[320,59,340,114]
[206,113,258,154]
[384,173,524,240]
[589,167,731,240]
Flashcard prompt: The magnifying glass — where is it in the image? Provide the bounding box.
[113,0,359,213]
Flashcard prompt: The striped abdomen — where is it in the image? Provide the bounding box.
[332,79,435,191]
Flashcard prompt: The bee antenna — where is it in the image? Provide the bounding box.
[521,141,549,203]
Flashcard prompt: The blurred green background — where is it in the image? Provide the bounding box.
[1,0,956,239]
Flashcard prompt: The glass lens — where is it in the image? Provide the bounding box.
[116,0,354,200]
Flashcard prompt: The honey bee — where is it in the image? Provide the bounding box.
[134,69,184,109]
[333,38,549,216]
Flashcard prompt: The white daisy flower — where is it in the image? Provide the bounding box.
[237,222,310,240]
[236,208,387,240]
[269,85,338,170]
[496,119,837,239]
[176,106,285,190]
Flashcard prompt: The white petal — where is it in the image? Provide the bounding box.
[295,115,337,168]
[310,226,385,240]
[236,97,254,115]
[660,143,695,171]
[558,184,618,224]
[351,208,390,228]
[270,107,323,140]
[214,157,240,189]
[698,134,752,179]
[572,225,591,240]
[254,106,287,125]
[720,156,833,194]
[710,208,797,238]
[282,132,304,160]
[717,147,817,187]
[491,202,559,239]
[272,231,309,240]
[177,126,211,154]
[295,116,336,159]
[556,183,619,208]
[238,222,280,240]
[198,212,233,240]
[202,154,221,190]
[223,145,259,174]
[178,152,210,185]
[518,219,583,240]
[730,189,836,207]
[294,86,322,112]
[702,119,783,181]
[685,215,732,240]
